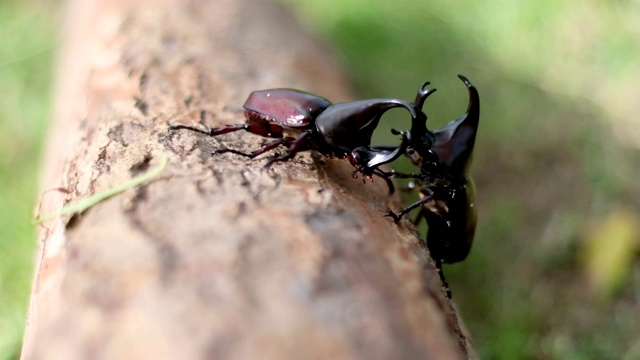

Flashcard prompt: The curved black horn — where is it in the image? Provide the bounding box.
[430,74,481,176]
[409,81,438,140]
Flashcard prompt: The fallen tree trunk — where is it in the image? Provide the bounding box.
[23,0,475,358]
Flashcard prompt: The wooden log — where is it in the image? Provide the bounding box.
[23,0,475,358]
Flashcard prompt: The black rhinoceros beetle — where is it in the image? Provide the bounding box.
[385,75,480,266]
[169,86,425,185]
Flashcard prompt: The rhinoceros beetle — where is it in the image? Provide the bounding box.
[169,75,479,297]
[380,75,479,298]
[169,87,423,189]
[386,75,479,265]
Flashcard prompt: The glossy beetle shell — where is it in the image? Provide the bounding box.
[423,178,476,263]
[429,75,480,178]
[243,89,331,128]
[316,99,416,150]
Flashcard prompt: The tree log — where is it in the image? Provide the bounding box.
[23,0,475,358]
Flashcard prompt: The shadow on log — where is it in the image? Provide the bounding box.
[23,0,476,358]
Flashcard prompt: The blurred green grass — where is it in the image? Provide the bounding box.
[0,1,55,357]
[2,0,640,359]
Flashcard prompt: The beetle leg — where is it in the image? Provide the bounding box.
[213,137,296,158]
[214,122,283,138]
[169,124,212,136]
[376,168,423,180]
[372,168,396,194]
[435,260,452,299]
[385,188,434,223]
[263,130,313,168]
[169,122,283,138]
[348,166,395,194]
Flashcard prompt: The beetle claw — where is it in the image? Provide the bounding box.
[384,209,402,223]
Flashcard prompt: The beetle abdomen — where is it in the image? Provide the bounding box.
[425,178,476,263]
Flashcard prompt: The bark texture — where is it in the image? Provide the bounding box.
[23,0,475,359]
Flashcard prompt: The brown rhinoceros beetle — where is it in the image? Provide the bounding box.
[169,87,426,186]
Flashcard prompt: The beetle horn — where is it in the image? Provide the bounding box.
[409,82,437,140]
[355,99,417,135]
[316,99,417,150]
[352,130,411,169]
[430,74,480,176]
[414,81,438,111]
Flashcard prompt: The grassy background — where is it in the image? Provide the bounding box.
[0,1,56,358]
[1,0,639,358]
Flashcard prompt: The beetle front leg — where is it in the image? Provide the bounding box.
[350,167,397,194]
[169,124,213,136]
[385,189,434,223]
[169,122,283,138]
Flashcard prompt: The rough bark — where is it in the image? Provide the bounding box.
[23,0,475,359]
